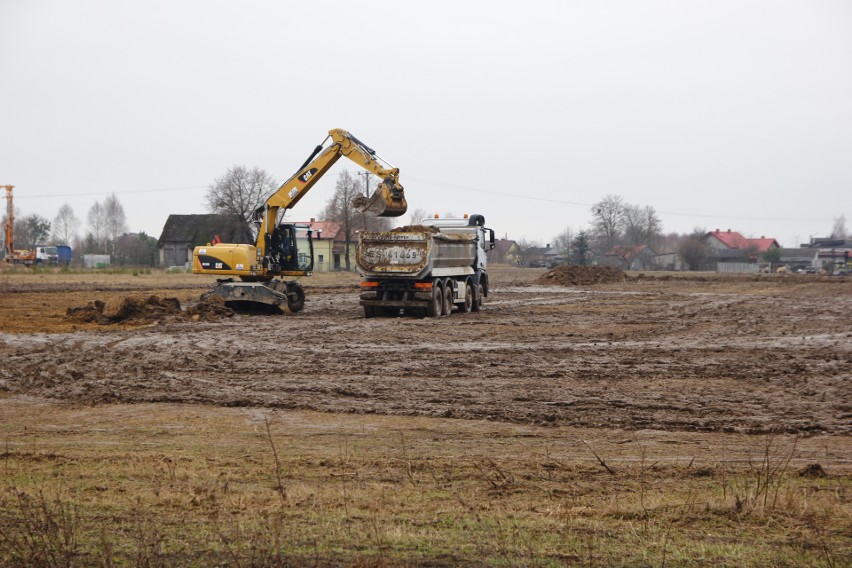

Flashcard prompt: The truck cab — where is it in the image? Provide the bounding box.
[35,245,59,265]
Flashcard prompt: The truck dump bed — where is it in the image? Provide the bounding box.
[356,227,478,280]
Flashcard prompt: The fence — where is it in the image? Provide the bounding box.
[717,262,760,274]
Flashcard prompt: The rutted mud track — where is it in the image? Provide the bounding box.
[1,271,850,434]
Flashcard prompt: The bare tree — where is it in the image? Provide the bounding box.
[590,194,625,254]
[51,203,80,245]
[102,193,129,256]
[553,226,573,262]
[87,201,107,253]
[514,238,542,267]
[113,232,158,266]
[622,204,662,246]
[320,170,392,270]
[830,214,847,239]
[206,165,278,235]
[406,207,429,227]
[677,230,709,271]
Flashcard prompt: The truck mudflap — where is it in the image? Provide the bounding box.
[205,280,305,314]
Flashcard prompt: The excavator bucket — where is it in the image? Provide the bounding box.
[353,183,408,217]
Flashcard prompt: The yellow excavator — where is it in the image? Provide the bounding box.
[193,128,407,313]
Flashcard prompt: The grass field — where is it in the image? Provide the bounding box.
[0,267,849,566]
[1,401,848,567]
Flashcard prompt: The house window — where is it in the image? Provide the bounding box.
[318,254,324,264]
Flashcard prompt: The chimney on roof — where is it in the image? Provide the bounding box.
[546,243,550,248]
[761,236,765,239]
[310,218,315,223]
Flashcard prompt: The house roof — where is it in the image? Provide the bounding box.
[748,237,780,253]
[777,248,818,262]
[491,239,517,257]
[706,230,751,249]
[157,214,253,247]
[293,221,345,241]
[705,230,779,253]
[804,237,851,248]
[530,245,560,257]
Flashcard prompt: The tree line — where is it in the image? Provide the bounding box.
[511,194,664,266]
[3,194,158,266]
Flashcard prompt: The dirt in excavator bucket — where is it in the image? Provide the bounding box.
[352,186,407,217]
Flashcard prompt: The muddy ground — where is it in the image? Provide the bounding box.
[1,267,849,436]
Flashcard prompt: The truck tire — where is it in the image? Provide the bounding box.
[363,305,377,318]
[471,283,484,312]
[427,281,443,318]
[442,283,453,316]
[459,280,473,313]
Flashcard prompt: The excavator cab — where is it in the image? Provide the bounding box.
[264,224,314,274]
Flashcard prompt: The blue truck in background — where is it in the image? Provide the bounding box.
[35,245,72,266]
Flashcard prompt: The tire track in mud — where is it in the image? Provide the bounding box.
[1,280,850,434]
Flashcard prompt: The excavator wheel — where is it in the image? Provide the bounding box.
[285,282,305,313]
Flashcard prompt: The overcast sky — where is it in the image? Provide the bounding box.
[2,0,850,248]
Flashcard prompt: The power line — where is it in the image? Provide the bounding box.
[405,176,834,223]
[15,185,207,199]
[14,170,358,199]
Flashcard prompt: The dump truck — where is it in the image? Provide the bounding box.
[356,215,495,318]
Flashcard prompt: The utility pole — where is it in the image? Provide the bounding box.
[356,171,372,198]
[356,171,376,235]
[2,185,14,258]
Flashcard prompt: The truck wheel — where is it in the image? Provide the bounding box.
[459,281,473,313]
[441,281,453,316]
[363,305,376,318]
[471,283,484,312]
[427,282,443,318]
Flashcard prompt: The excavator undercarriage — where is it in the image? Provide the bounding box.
[204,279,306,314]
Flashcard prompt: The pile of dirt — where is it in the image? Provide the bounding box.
[391,225,440,233]
[185,295,235,321]
[66,294,235,325]
[535,265,627,286]
[66,295,182,324]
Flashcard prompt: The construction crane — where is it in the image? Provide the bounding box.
[2,185,36,265]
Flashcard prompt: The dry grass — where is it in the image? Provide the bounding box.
[1,401,848,566]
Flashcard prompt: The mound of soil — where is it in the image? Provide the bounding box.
[535,265,627,286]
[66,295,182,324]
[391,225,439,233]
[798,463,828,478]
[185,295,235,321]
